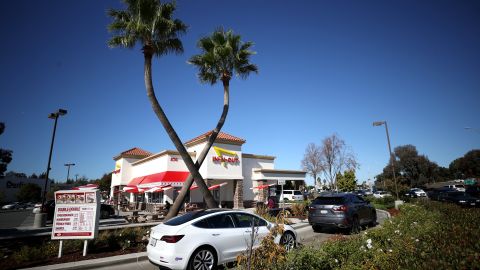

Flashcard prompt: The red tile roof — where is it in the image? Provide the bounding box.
[113,147,153,160]
[184,131,246,147]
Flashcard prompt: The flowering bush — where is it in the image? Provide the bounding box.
[248,201,480,269]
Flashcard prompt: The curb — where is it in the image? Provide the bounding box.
[376,209,391,219]
[20,252,148,270]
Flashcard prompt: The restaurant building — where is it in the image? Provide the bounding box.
[110,131,306,208]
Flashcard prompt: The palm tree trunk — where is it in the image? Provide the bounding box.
[165,79,230,220]
[143,49,217,209]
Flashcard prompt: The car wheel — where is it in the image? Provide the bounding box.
[280,232,296,252]
[312,225,322,232]
[350,216,361,234]
[187,247,217,270]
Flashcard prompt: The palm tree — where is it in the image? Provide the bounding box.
[107,0,217,208]
[165,28,258,219]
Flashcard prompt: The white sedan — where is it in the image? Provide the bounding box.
[147,209,297,270]
[373,191,392,198]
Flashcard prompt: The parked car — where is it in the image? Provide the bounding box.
[354,190,367,197]
[465,185,480,198]
[405,188,427,198]
[41,200,115,220]
[373,191,392,198]
[439,191,480,207]
[428,187,456,201]
[308,193,376,234]
[443,184,465,192]
[276,190,303,202]
[1,202,22,210]
[147,209,297,270]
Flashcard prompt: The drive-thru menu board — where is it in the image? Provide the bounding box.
[51,190,100,240]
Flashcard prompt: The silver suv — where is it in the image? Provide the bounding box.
[308,193,376,234]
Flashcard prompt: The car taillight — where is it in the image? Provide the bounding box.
[309,206,316,211]
[333,205,347,212]
[160,235,184,243]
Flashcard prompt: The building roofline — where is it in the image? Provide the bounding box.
[242,153,276,160]
[184,131,246,147]
[131,150,196,166]
[253,169,306,175]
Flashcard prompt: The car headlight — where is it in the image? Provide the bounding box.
[459,200,466,203]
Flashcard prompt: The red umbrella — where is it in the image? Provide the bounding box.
[208,182,228,190]
[250,183,275,190]
[145,185,172,193]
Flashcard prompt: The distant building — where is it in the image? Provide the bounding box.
[0,177,51,202]
[110,131,306,208]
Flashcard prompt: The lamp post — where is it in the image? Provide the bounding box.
[34,109,67,228]
[64,163,75,182]
[373,120,399,200]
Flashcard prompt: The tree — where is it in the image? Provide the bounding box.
[0,122,13,177]
[16,183,41,202]
[95,173,112,193]
[5,171,27,178]
[165,28,258,219]
[108,0,217,208]
[376,144,450,189]
[449,150,480,179]
[301,143,323,190]
[319,133,358,190]
[336,170,356,192]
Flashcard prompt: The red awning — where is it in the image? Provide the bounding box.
[129,171,190,187]
[145,185,173,193]
[250,183,275,190]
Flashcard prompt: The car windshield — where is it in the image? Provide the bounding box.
[313,197,345,205]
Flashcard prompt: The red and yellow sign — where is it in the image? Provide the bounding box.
[212,146,239,165]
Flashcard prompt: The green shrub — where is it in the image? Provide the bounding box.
[255,201,480,270]
[12,246,44,263]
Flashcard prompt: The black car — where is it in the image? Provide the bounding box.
[42,200,115,220]
[427,187,456,201]
[466,185,480,198]
[308,193,376,234]
[439,191,480,207]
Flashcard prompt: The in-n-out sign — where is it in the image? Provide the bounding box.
[212,146,239,164]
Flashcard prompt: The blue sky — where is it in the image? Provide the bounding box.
[1,0,479,185]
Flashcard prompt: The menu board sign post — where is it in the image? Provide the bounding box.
[51,190,100,257]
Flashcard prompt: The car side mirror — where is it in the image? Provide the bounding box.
[267,223,273,230]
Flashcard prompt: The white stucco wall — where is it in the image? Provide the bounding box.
[187,142,243,180]
[242,156,275,201]
[111,158,140,187]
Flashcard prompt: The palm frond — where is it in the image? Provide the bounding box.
[107,0,186,54]
[189,27,257,84]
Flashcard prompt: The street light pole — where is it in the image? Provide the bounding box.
[64,163,75,182]
[373,120,399,200]
[40,109,67,216]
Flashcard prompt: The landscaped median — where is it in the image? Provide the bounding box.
[249,200,480,270]
[3,201,479,269]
